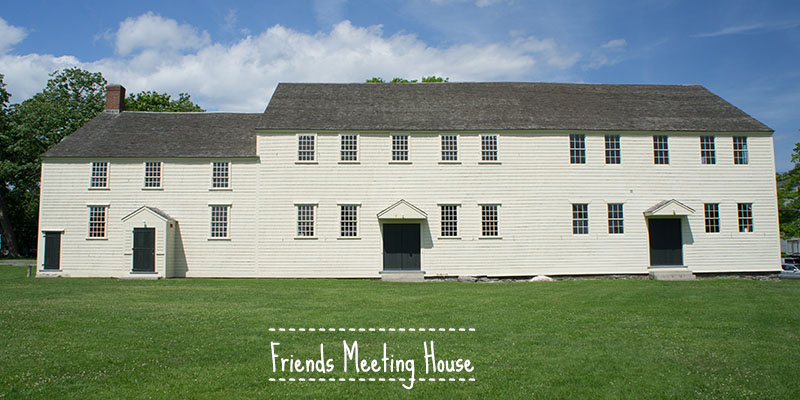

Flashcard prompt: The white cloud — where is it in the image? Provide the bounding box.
[430,0,510,7]
[601,38,626,49]
[0,17,27,53]
[586,38,627,70]
[693,20,800,38]
[115,12,211,55]
[0,15,580,111]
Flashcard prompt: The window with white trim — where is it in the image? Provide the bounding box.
[701,136,716,165]
[144,162,162,188]
[733,136,748,165]
[297,205,315,237]
[298,135,315,161]
[481,205,499,237]
[212,161,230,188]
[340,134,358,161]
[572,203,588,235]
[441,135,458,161]
[392,135,409,161]
[340,205,358,237]
[738,203,753,232]
[440,205,458,237]
[607,203,624,234]
[90,162,108,188]
[604,135,620,164]
[88,206,107,238]
[570,134,586,164]
[653,136,669,164]
[481,135,498,161]
[704,203,720,233]
[210,205,229,238]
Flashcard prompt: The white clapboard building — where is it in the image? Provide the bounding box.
[36,82,780,279]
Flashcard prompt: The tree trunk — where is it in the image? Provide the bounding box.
[0,191,21,257]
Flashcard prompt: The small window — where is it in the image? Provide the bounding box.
[210,205,229,238]
[440,205,458,237]
[604,135,620,164]
[481,135,498,161]
[738,203,753,232]
[88,206,107,238]
[570,134,586,164]
[392,135,409,161]
[298,135,316,161]
[144,162,162,188]
[653,136,669,164]
[572,204,589,234]
[733,136,748,165]
[700,136,716,165]
[607,203,624,234]
[90,162,108,188]
[340,205,358,237]
[212,162,230,188]
[704,203,720,233]
[340,134,358,161]
[297,205,315,237]
[441,135,458,161]
[481,205,499,237]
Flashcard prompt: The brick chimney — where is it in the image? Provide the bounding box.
[105,84,126,113]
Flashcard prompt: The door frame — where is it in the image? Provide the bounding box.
[42,231,62,270]
[647,217,684,267]
[381,222,422,271]
[132,227,156,273]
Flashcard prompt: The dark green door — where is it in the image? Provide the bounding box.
[43,232,61,270]
[132,228,156,272]
[648,219,683,266]
[382,224,421,271]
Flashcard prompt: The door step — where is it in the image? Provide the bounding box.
[380,271,425,282]
[648,267,696,281]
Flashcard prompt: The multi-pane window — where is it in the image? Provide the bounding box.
[340,134,358,161]
[340,205,358,237]
[210,205,229,238]
[704,203,720,233]
[297,205,315,237]
[570,134,586,164]
[700,136,716,165]
[441,135,458,161]
[90,162,108,188]
[738,203,753,232]
[481,135,498,161]
[604,135,620,164]
[653,136,669,164]
[88,206,107,238]
[392,135,409,161]
[298,135,315,161]
[572,204,589,235]
[481,205,499,237]
[144,162,162,188]
[212,161,230,188]
[607,203,624,234]
[733,136,749,165]
[440,205,458,236]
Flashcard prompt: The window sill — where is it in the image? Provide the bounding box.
[337,236,361,240]
[88,187,109,191]
[295,161,318,165]
[437,236,461,240]
[438,161,461,164]
[208,237,231,241]
[209,187,232,191]
[478,236,502,240]
[389,161,412,164]
[478,161,501,165]
[338,161,360,165]
[86,237,108,240]
[142,187,163,191]
[294,236,318,240]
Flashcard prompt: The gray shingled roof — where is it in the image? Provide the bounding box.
[260,82,772,132]
[42,112,261,158]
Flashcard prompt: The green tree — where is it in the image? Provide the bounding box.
[366,76,449,83]
[421,76,449,82]
[125,91,204,112]
[778,138,800,239]
[0,74,19,256]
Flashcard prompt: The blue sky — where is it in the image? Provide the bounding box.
[1,0,798,171]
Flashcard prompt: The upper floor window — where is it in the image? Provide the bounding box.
[481,135,498,161]
[297,205,315,237]
[737,203,753,232]
[604,135,620,164]
[90,162,108,188]
[340,134,358,162]
[653,136,669,165]
[700,136,716,165]
[481,205,499,237]
[570,134,586,164]
[340,205,358,237]
[607,203,624,234]
[572,203,589,234]
[298,135,316,161]
[704,203,720,233]
[88,206,107,238]
[212,162,230,188]
[440,205,458,237]
[392,135,409,161]
[210,205,229,238]
[733,136,748,165]
[441,135,458,161]
[144,162,162,188]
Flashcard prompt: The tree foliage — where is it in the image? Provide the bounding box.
[126,91,205,112]
[778,138,800,239]
[366,76,449,83]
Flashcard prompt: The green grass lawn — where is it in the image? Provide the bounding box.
[1,266,799,399]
